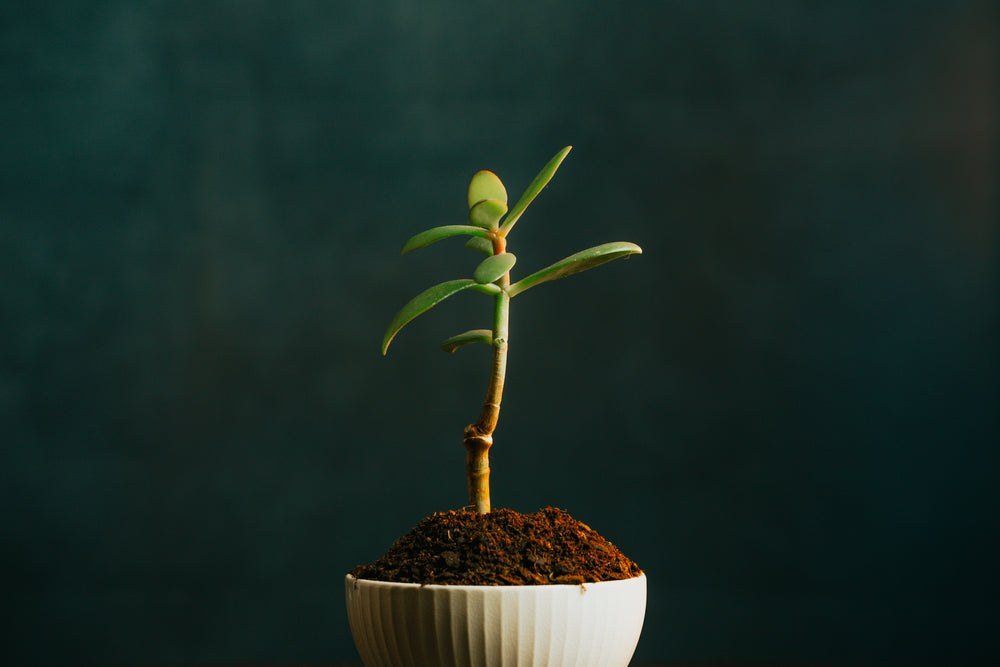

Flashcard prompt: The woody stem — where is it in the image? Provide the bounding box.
[464,234,510,513]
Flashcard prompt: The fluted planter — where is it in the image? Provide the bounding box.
[345,573,646,667]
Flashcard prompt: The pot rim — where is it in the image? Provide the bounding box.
[345,571,645,591]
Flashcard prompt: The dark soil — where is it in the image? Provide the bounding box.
[350,506,642,586]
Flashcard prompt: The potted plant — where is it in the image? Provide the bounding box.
[346,147,645,667]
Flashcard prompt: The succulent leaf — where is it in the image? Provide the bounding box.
[507,242,642,297]
[467,170,507,209]
[468,199,508,230]
[499,146,572,236]
[473,252,517,284]
[382,279,479,355]
[441,329,493,353]
[465,236,495,255]
[401,225,490,254]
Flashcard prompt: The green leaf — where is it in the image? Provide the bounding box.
[401,225,490,254]
[468,199,507,230]
[441,329,493,353]
[499,146,572,236]
[382,279,479,355]
[507,242,642,297]
[473,252,516,284]
[467,170,507,209]
[471,282,503,296]
[465,237,494,255]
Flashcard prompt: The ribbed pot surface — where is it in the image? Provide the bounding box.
[345,573,646,667]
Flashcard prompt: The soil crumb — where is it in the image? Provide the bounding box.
[350,507,642,585]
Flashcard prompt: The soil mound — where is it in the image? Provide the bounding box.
[350,506,642,586]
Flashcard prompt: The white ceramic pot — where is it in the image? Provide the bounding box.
[345,573,646,667]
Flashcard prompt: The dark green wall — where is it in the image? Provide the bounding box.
[3,0,998,663]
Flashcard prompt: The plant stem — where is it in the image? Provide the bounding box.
[464,235,510,513]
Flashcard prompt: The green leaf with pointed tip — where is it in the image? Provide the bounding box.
[467,170,507,209]
[507,242,642,297]
[499,146,572,236]
[441,329,493,354]
[468,199,508,230]
[382,279,479,355]
[465,237,494,255]
[401,225,490,254]
[473,252,516,284]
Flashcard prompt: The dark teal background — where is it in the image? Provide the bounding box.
[2,1,998,663]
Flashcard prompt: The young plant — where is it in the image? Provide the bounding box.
[382,146,641,513]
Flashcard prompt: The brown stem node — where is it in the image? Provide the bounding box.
[463,426,493,513]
